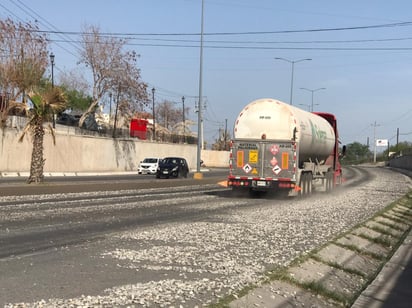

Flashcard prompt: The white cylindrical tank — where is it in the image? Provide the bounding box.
[234,98,336,164]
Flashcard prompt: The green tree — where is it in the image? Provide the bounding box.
[63,87,92,111]
[343,142,372,164]
[385,141,412,156]
[59,69,92,111]
[17,85,67,183]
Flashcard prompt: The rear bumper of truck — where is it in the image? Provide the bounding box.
[227,176,296,191]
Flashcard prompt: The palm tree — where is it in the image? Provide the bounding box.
[18,85,67,183]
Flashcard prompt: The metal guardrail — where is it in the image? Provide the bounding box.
[5,115,198,145]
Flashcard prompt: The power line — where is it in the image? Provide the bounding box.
[3,8,412,52]
[6,0,81,57]
[119,36,412,45]
[30,21,412,37]
[4,3,412,56]
[27,38,412,51]
[382,110,412,126]
[147,84,188,99]
[0,2,25,22]
[46,35,412,45]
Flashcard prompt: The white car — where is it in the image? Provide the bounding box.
[137,157,161,175]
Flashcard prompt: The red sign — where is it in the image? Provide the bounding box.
[270,157,278,166]
[130,118,148,139]
[270,144,279,155]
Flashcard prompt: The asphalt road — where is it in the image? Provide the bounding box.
[0,166,409,307]
[0,168,228,196]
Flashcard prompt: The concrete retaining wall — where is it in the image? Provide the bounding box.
[0,127,230,173]
[388,155,412,171]
[2,125,411,175]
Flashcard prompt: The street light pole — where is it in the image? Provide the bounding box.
[112,85,121,138]
[50,52,55,128]
[300,87,326,112]
[224,118,228,150]
[152,87,155,141]
[50,53,55,88]
[298,104,311,111]
[108,92,112,123]
[195,0,205,177]
[274,57,311,105]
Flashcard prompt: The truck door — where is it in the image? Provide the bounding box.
[261,141,296,181]
[231,140,296,181]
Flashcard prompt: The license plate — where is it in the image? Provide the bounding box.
[163,171,169,174]
[257,181,266,187]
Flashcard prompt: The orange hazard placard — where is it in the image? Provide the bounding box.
[237,151,244,168]
[282,152,289,169]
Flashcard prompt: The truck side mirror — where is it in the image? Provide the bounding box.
[340,145,346,157]
[292,127,297,141]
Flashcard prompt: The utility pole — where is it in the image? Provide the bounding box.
[372,121,380,163]
[396,128,399,149]
[152,87,155,141]
[182,96,185,143]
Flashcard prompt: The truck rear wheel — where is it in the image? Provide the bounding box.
[324,171,333,192]
[299,173,306,196]
[307,173,313,194]
[300,173,312,196]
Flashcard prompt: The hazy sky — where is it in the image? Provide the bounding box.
[2,0,412,149]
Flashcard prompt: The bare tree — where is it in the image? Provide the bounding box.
[59,68,90,96]
[211,128,231,151]
[156,100,189,131]
[78,24,148,129]
[0,18,48,128]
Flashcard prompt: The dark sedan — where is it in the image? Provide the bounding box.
[156,157,189,178]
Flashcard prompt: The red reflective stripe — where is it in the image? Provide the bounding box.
[278,178,292,182]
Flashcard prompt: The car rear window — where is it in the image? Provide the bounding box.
[144,158,158,163]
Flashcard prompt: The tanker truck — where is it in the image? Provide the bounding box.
[227,98,345,196]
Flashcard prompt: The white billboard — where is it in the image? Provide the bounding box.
[376,139,388,147]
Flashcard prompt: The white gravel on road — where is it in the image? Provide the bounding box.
[5,167,411,307]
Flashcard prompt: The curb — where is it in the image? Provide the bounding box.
[228,192,412,308]
[351,228,412,308]
[0,169,211,178]
[0,171,137,178]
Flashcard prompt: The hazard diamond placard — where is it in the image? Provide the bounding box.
[243,164,252,173]
[272,165,281,175]
[270,144,279,155]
